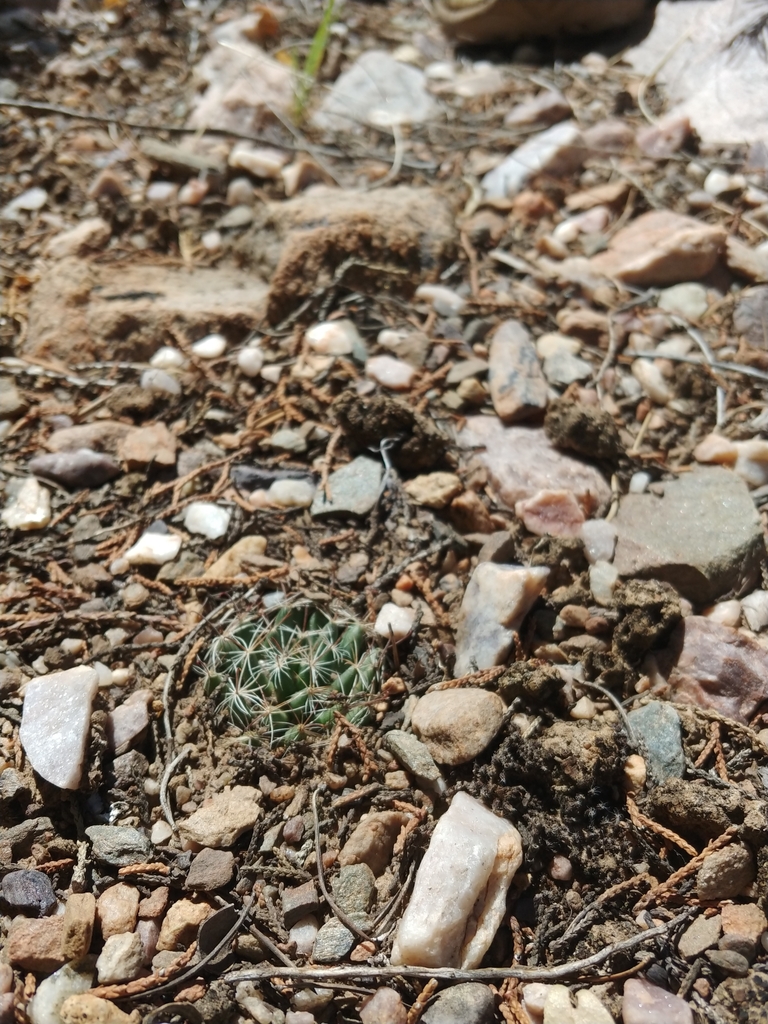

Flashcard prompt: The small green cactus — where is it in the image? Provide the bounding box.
[202,603,380,746]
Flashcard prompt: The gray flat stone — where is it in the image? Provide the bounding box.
[310,456,383,518]
[613,467,764,604]
[85,825,152,868]
[422,983,496,1024]
[627,701,685,783]
[678,913,722,959]
[332,864,375,916]
[383,731,444,791]
[312,915,369,963]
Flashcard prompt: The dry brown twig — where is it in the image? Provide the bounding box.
[634,826,739,912]
[625,793,697,857]
[407,979,438,1024]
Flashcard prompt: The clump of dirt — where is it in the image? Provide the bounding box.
[236,186,457,325]
[461,716,640,887]
[498,661,564,704]
[544,397,622,461]
[529,536,589,591]
[644,777,747,844]
[612,578,682,664]
[331,390,448,472]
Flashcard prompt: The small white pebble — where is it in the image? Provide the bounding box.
[260,364,282,384]
[226,177,254,206]
[183,501,231,540]
[151,820,173,845]
[628,471,651,494]
[702,599,742,628]
[374,603,416,642]
[415,284,466,316]
[124,531,182,566]
[365,354,417,391]
[111,668,131,686]
[268,479,316,508]
[146,181,178,203]
[237,347,264,377]
[306,320,360,356]
[109,557,130,575]
[570,695,596,720]
[60,638,85,656]
[0,421,12,441]
[192,333,227,359]
[141,368,181,397]
[631,359,673,404]
[150,346,186,370]
[579,519,616,565]
[201,229,222,252]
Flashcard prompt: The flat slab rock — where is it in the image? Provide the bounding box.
[459,416,610,515]
[657,615,768,724]
[24,257,268,363]
[613,467,764,604]
[19,666,99,790]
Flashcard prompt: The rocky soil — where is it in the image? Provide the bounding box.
[2,1,768,1023]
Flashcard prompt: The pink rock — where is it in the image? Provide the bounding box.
[107,689,152,754]
[459,416,611,515]
[365,355,417,391]
[515,489,585,537]
[488,321,548,423]
[622,978,692,1024]
[97,883,139,939]
[583,118,636,155]
[636,116,691,159]
[658,616,768,724]
[590,210,726,286]
[721,902,768,944]
[359,987,407,1024]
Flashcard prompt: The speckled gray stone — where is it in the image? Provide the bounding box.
[421,983,496,1024]
[628,701,685,782]
[1,870,57,917]
[310,456,383,518]
[85,825,152,868]
[613,467,764,604]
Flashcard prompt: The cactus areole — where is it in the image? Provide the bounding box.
[202,603,380,745]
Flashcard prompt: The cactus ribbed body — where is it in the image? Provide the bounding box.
[203,604,379,745]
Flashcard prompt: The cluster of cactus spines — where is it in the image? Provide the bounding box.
[202,603,380,746]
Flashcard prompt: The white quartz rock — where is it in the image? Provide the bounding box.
[19,666,99,790]
[2,477,51,531]
[454,563,549,676]
[192,333,227,359]
[150,346,186,370]
[580,518,617,565]
[543,985,615,1024]
[374,603,416,642]
[306,319,360,356]
[28,962,94,1024]
[390,791,522,969]
[183,501,231,539]
[742,590,768,632]
[589,560,619,607]
[124,530,182,566]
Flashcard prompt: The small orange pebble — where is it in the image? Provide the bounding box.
[350,941,376,962]
[394,574,414,591]
[176,984,206,1002]
[382,676,406,696]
